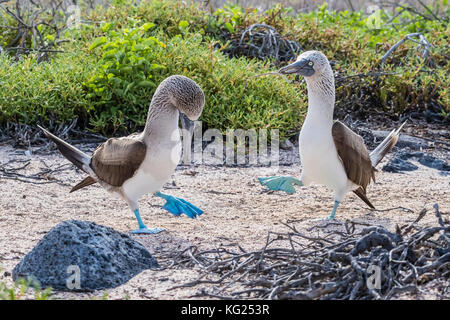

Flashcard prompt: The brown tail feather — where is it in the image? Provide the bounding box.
[356,122,406,209]
[37,125,90,172]
[370,122,406,167]
[353,188,375,209]
[70,176,97,193]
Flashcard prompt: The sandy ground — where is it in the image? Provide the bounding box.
[0,143,449,300]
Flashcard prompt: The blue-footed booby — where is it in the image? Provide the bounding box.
[259,51,405,220]
[38,75,205,233]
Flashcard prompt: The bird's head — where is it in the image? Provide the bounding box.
[157,75,205,143]
[164,75,205,121]
[155,75,205,163]
[279,50,331,78]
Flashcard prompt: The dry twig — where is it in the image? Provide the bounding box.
[168,206,449,299]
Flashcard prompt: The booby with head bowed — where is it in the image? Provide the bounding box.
[259,50,405,220]
[39,75,205,233]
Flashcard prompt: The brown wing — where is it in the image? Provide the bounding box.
[332,121,376,208]
[90,137,146,187]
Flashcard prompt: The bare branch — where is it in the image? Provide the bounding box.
[380,33,433,65]
[166,208,449,299]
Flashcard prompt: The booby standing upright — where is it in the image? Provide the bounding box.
[259,51,405,220]
[38,75,205,233]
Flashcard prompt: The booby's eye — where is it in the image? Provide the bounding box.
[308,61,314,66]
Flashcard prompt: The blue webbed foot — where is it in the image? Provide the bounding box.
[131,209,164,234]
[155,192,203,219]
[322,201,340,220]
[258,176,303,194]
[130,227,165,234]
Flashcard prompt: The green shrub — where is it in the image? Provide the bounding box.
[86,30,306,137]
[0,0,447,138]
[0,52,95,127]
[86,22,166,133]
[82,0,206,40]
[285,3,449,116]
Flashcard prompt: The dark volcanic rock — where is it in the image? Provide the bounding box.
[396,151,450,171]
[415,153,450,171]
[382,157,419,173]
[12,220,159,291]
[383,150,450,174]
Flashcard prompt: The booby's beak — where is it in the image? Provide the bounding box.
[180,113,195,164]
[279,59,315,76]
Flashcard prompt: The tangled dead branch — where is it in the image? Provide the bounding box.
[380,32,433,66]
[0,118,107,154]
[221,23,302,65]
[0,0,75,62]
[168,206,449,300]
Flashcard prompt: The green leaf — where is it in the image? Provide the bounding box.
[128,28,140,38]
[45,34,55,42]
[119,66,132,74]
[102,48,118,60]
[178,20,189,29]
[150,63,164,69]
[124,82,135,95]
[141,22,155,31]
[137,80,154,87]
[89,37,107,51]
[101,22,112,32]
[225,22,234,33]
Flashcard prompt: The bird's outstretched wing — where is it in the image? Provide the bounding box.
[90,136,147,187]
[332,121,375,208]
